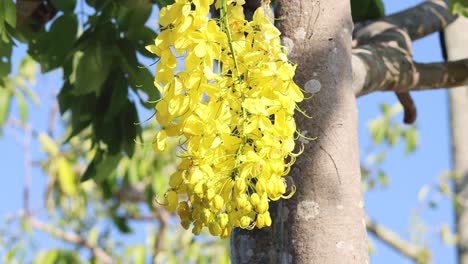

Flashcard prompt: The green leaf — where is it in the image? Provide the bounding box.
[0,40,12,78]
[105,74,129,121]
[67,51,83,85]
[33,250,81,264]
[134,27,158,57]
[28,14,78,72]
[57,156,77,195]
[351,0,385,22]
[81,150,122,182]
[38,133,59,156]
[377,171,389,187]
[369,118,386,145]
[127,158,139,184]
[380,102,390,117]
[117,39,159,108]
[18,56,38,83]
[375,150,387,164]
[126,245,145,264]
[127,1,153,31]
[112,216,132,233]
[441,224,458,246]
[1,0,16,28]
[87,226,99,246]
[5,245,20,262]
[418,185,429,202]
[66,96,95,140]
[81,159,97,182]
[15,91,27,124]
[387,125,402,146]
[404,126,418,154]
[0,88,11,127]
[133,67,159,108]
[72,43,112,95]
[450,0,468,17]
[120,102,140,156]
[81,149,102,182]
[115,0,153,33]
[95,153,122,181]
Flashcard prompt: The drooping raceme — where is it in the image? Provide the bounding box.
[147,0,305,238]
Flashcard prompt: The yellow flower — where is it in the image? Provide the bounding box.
[149,0,305,238]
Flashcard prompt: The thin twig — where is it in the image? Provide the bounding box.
[27,217,114,264]
[366,216,431,263]
[6,117,39,137]
[47,102,58,137]
[152,209,170,263]
[23,123,32,216]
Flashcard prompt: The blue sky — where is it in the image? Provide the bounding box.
[0,1,458,263]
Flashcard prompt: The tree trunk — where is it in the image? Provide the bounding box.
[445,16,468,264]
[230,1,369,263]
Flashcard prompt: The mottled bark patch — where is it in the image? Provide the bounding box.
[336,241,354,253]
[297,200,320,220]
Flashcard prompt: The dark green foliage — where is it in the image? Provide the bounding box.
[0,0,16,84]
[351,0,385,23]
[450,0,468,16]
[0,42,12,83]
[0,0,169,183]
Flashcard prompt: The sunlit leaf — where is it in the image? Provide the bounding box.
[33,250,81,264]
[18,56,37,83]
[404,126,418,154]
[369,118,386,144]
[377,171,389,187]
[126,245,145,264]
[418,185,429,202]
[450,0,468,16]
[1,0,16,28]
[38,133,59,156]
[0,87,11,127]
[57,156,77,195]
[87,226,99,246]
[441,224,458,246]
[15,91,27,124]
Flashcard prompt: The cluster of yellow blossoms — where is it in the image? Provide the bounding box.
[147,0,304,238]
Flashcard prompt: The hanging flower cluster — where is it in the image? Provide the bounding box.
[147,0,304,238]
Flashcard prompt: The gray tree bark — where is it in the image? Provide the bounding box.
[230,1,369,263]
[445,16,468,264]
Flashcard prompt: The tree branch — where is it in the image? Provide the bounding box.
[152,209,169,262]
[354,0,454,43]
[366,216,431,263]
[353,48,468,96]
[351,0,468,124]
[27,217,114,264]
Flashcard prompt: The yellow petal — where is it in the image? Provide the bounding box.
[153,130,167,152]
